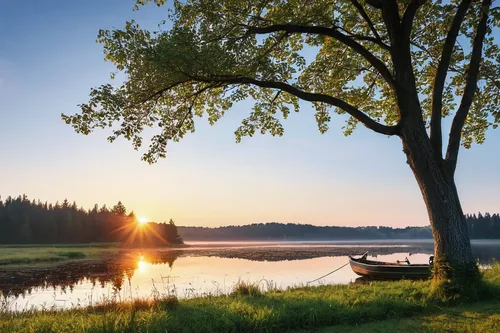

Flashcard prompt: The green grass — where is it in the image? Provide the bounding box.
[0,264,499,333]
[0,244,119,266]
[231,280,263,296]
[292,302,500,332]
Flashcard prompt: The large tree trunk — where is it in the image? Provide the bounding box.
[399,118,480,297]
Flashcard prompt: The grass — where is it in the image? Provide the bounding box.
[291,302,500,332]
[231,280,263,296]
[0,263,499,333]
[0,244,119,266]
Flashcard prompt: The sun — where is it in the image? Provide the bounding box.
[138,216,148,225]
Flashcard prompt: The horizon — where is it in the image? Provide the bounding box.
[176,222,434,229]
[1,0,499,228]
[0,193,495,229]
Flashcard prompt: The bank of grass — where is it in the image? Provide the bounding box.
[1,264,499,333]
[0,244,119,266]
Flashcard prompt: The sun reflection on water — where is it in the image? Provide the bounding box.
[137,256,149,273]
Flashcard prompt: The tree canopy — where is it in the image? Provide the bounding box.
[63,0,499,165]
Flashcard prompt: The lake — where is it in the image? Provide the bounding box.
[1,240,499,311]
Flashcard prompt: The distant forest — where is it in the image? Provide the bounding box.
[179,214,500,241]
[1,195,499,244]
[0,195,183,245]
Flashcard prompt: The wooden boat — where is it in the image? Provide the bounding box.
[349,253,432,280]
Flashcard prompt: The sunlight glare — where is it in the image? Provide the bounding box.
[138,216,148,225]
[137,258,149,273]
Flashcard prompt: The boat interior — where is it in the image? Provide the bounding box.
[349,256,431,267]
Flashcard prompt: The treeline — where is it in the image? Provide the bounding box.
[179,214,500,241]
[467,213,500,239]
[178,223,434,241]
[1,194,498,244]
[0,195,183,245]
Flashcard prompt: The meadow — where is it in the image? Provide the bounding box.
[0,244,119,266]
[0,263,499,333]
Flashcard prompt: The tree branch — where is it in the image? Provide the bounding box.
[381,0,420,112]
[184,73,399,136]
[137,81,188,105]
[381,0,402,48]
[402,0,428,38]
[410,41,438,64]
[335,26,390,50]
[244,24,396,89]
[381,0,428,123]
[430,0,472,160]
[350,0,383,42]
[366,0,382,9]
[445,0,491,175]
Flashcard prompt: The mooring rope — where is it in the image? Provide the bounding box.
[306,251,369,285]
[306,262,350,285]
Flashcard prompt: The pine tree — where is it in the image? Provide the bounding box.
[111,201,127,216]
[167,219,183,245]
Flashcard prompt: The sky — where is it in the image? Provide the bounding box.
[0,0,499,228]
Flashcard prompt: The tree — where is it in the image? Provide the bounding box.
[62,0,500,297]
[112,201,128,216]
[167,219,184,245]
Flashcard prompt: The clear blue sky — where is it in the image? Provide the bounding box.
[0,0,498,227]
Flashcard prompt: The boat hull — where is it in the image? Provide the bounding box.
[349,256,431,280]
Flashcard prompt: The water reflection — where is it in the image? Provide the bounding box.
[0,251,182,299]
[137,257,148,273]
[0,241,498,311]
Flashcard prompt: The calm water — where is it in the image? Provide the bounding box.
[1,240,499,311]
